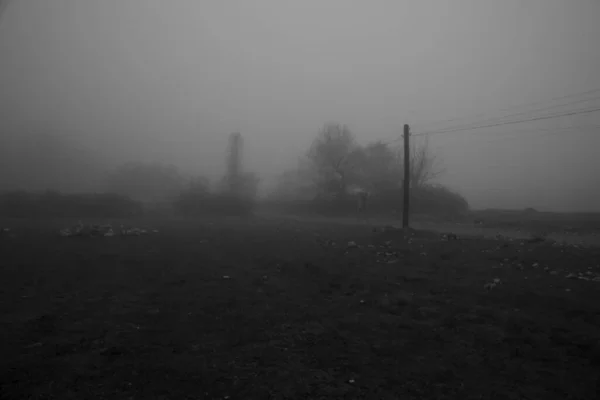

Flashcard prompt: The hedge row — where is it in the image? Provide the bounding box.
[0,191,143,218]
[173,191,255,217]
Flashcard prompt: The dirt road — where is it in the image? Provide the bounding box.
[260,213,600,247]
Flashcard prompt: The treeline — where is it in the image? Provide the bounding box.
[1,122,470,219]
[266,123,469,217]
[0,161,260,219]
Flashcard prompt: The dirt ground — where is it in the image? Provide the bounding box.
[1,215,600,399]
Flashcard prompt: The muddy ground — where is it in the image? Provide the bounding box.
[1,215,600,399]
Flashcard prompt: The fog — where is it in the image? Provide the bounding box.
[1,0,599,211]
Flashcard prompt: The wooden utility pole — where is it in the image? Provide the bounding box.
[402,124,410,229]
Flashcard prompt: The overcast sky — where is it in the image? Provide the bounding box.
[1,0,599,211]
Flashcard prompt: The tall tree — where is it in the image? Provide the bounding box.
[307,123,357,197]
[349,141,402,194]
[277,123,445,204]
[406,136,444,188]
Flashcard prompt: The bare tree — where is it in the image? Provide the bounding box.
[408,136,445,188]
[307,123,357,197]
[277,124,444,210]
[389,136,443,189]
[350,141,402,194]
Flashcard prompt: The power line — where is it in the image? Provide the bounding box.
[415,87,600,132]
[456,122,600,140]
[381,136,402,146]
[413,107,600,137]
[414,106,600,137]
[380,88,600,145]
[383,122,600,148]
[416,95,600,136]
[459,124,600,145]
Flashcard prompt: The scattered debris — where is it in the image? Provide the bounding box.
[441,233,459,241]
[59,221,158,238]
[375,250,401,264]
[120,225,147,236]
[527,235,546,244]
[484,278,502,290]
[565,272,600,282]
[316,237,336,248]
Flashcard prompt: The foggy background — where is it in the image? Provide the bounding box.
[1,0,599,212]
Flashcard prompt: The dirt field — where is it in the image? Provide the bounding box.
[1,215,600,399]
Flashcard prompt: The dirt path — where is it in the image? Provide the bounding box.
[259,213,600,247]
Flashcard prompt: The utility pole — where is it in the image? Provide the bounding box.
[402,124,410,229]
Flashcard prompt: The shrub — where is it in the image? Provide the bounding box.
[410,184,470,217]
[173,190,255,217]
[262,184,469,219]
[0,191,142,219]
